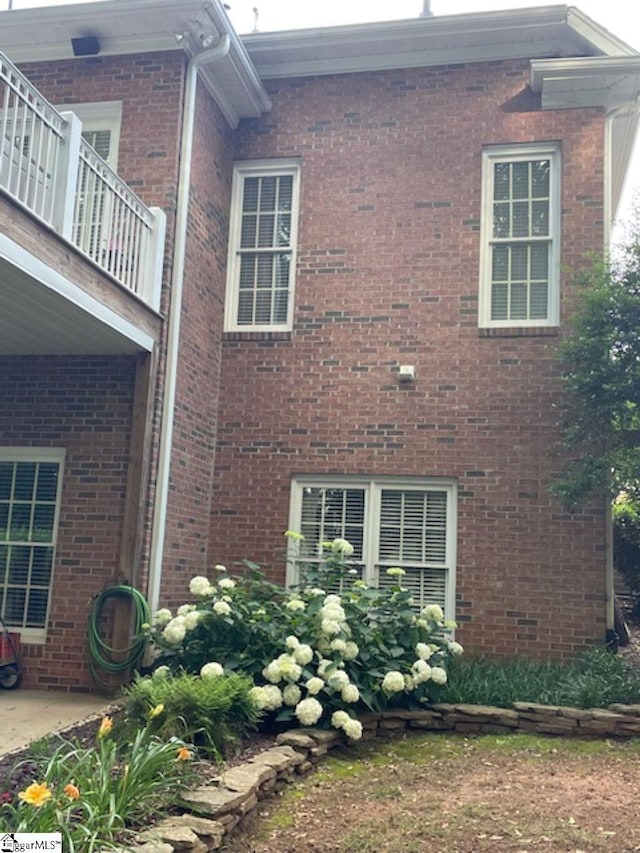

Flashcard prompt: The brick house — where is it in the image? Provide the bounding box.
[2,1,640,690]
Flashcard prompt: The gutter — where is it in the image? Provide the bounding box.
[147,34,231,613]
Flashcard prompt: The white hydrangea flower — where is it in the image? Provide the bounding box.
[249,686,268,710]
[189,575,213,596]
[213,600,231,616]
[308,588,326,596]
[341,683,360,703]
[285,635,300,650]
[218,577,236,590]
[416,617,428,629]
[422,604,444,623]
[293,644,314,666]
[184,611,201,631]
[317,658,336,677]
[262,684,284,711]
[448,641,464,656]
[323,594,342,606]
[430,666,448,685]
[263,660,283,684]
[404,674,415,690]
[331,538,354,558]
[283,684,302,706]
[321,603,346,622]
[152,665,170,678]
[277,654,302,682]
[328,670,350,689]
[382,670,405,693]
[305,676,325,695]
[343,718,363,740]
[286,598,306,612]
[386,566,406,577]
[295,697,323,726]
[162,617,186,645]
[177,604,195,616]
[321,618,342,636]
[200,662,224,678]
[444,620,458,630]
[214,564,227,572]
[331,710,350,730]
[343,641,360,660]
[153,608,172,626]
[411,660,432,684]
[330,638,347,653]
[416,642,433,661]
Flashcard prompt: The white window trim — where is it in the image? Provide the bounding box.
[0,447,65,644]
[56,100,122,169]
[479,142,561,328]
[224,158,301,333]
[287,475,457,621]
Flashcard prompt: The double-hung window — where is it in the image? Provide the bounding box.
[225,159,300,332]
[479,143,560,327]
[0,449,64,641]
[288,477,456,617]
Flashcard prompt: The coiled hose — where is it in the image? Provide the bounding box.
[88,585,150,686]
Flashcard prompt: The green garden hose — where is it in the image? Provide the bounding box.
[88,584,151,686]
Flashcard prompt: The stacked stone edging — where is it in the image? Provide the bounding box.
[121,701,640,852]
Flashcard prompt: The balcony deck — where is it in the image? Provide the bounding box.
[0,51,165,355]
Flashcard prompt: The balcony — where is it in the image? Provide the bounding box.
[0,52,165,355]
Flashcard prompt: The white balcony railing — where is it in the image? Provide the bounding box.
[0,52,165,311]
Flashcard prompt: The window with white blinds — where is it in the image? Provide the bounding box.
[479,144,560,328]
[225,160,300,332]
[288,478,456,615]
[0,449,64,640]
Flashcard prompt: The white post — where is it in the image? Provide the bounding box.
[52,111,82,240]
[141,206,166,312]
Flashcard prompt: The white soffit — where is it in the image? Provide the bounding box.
[241,5,637,80]
[531,57,640,109]
[0,0,270,125]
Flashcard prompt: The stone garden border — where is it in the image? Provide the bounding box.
[124,700,640,852]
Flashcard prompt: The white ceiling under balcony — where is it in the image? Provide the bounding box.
[0,248,156,356]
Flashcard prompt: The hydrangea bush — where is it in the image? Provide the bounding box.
[147,536,462,741]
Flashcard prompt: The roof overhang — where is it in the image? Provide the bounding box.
[0,0,271,127]
[241,5,637,80]
[531,55,640,217]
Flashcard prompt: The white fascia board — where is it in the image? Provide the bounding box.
[0,234,155,352]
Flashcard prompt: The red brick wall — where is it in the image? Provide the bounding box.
[0,355,136,690]
[159,82,235,606]
[209,60,607,658]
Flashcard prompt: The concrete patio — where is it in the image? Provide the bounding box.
[0,690,112,755]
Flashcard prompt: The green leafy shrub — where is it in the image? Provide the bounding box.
[147,537,462,740]
[122,670,259,757]
[0,715,195,850]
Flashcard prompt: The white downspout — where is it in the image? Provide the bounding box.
[602,102,640,639]
[147,35,231,613]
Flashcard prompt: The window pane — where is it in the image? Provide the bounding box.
[257,213,275,248]
[26,588,49,628]
[35,464,59,502]
[512,161,529,200]
[379,489,447,564]
[13,463,36,501]
[531,201,549,236]
[493,202,510,238]
[32,505,55,542]
[242,177,259,213]
[512,201,529,238]
[239,255,256,290]
[511,245,528,281]
[530,281,549,319]
[31,548,53,585]
[0,464,13,501]
[9,504,31,541]
[4,588,26,625]
[531,160,550,197]
[278,176,293,211]
[276,214,291,248]
[8,546,30,584]
[240,214,257,249]
[492,246,508,282]
[491,282,509,320]
[0,505,8,541]
[493,162,510,200]
[259,176,277,211]
[510,282,528,320]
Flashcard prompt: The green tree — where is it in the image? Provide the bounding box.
[553,226,640,512]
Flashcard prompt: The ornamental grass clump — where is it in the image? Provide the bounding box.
[148,536,462,740]
[0,714,195,850]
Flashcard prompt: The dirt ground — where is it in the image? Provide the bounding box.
[220,732,640,853]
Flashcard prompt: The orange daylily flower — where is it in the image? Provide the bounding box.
[98,716,113,738]
[176,746,193,761]
[63,783,80,800]
[18,781,52,807]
